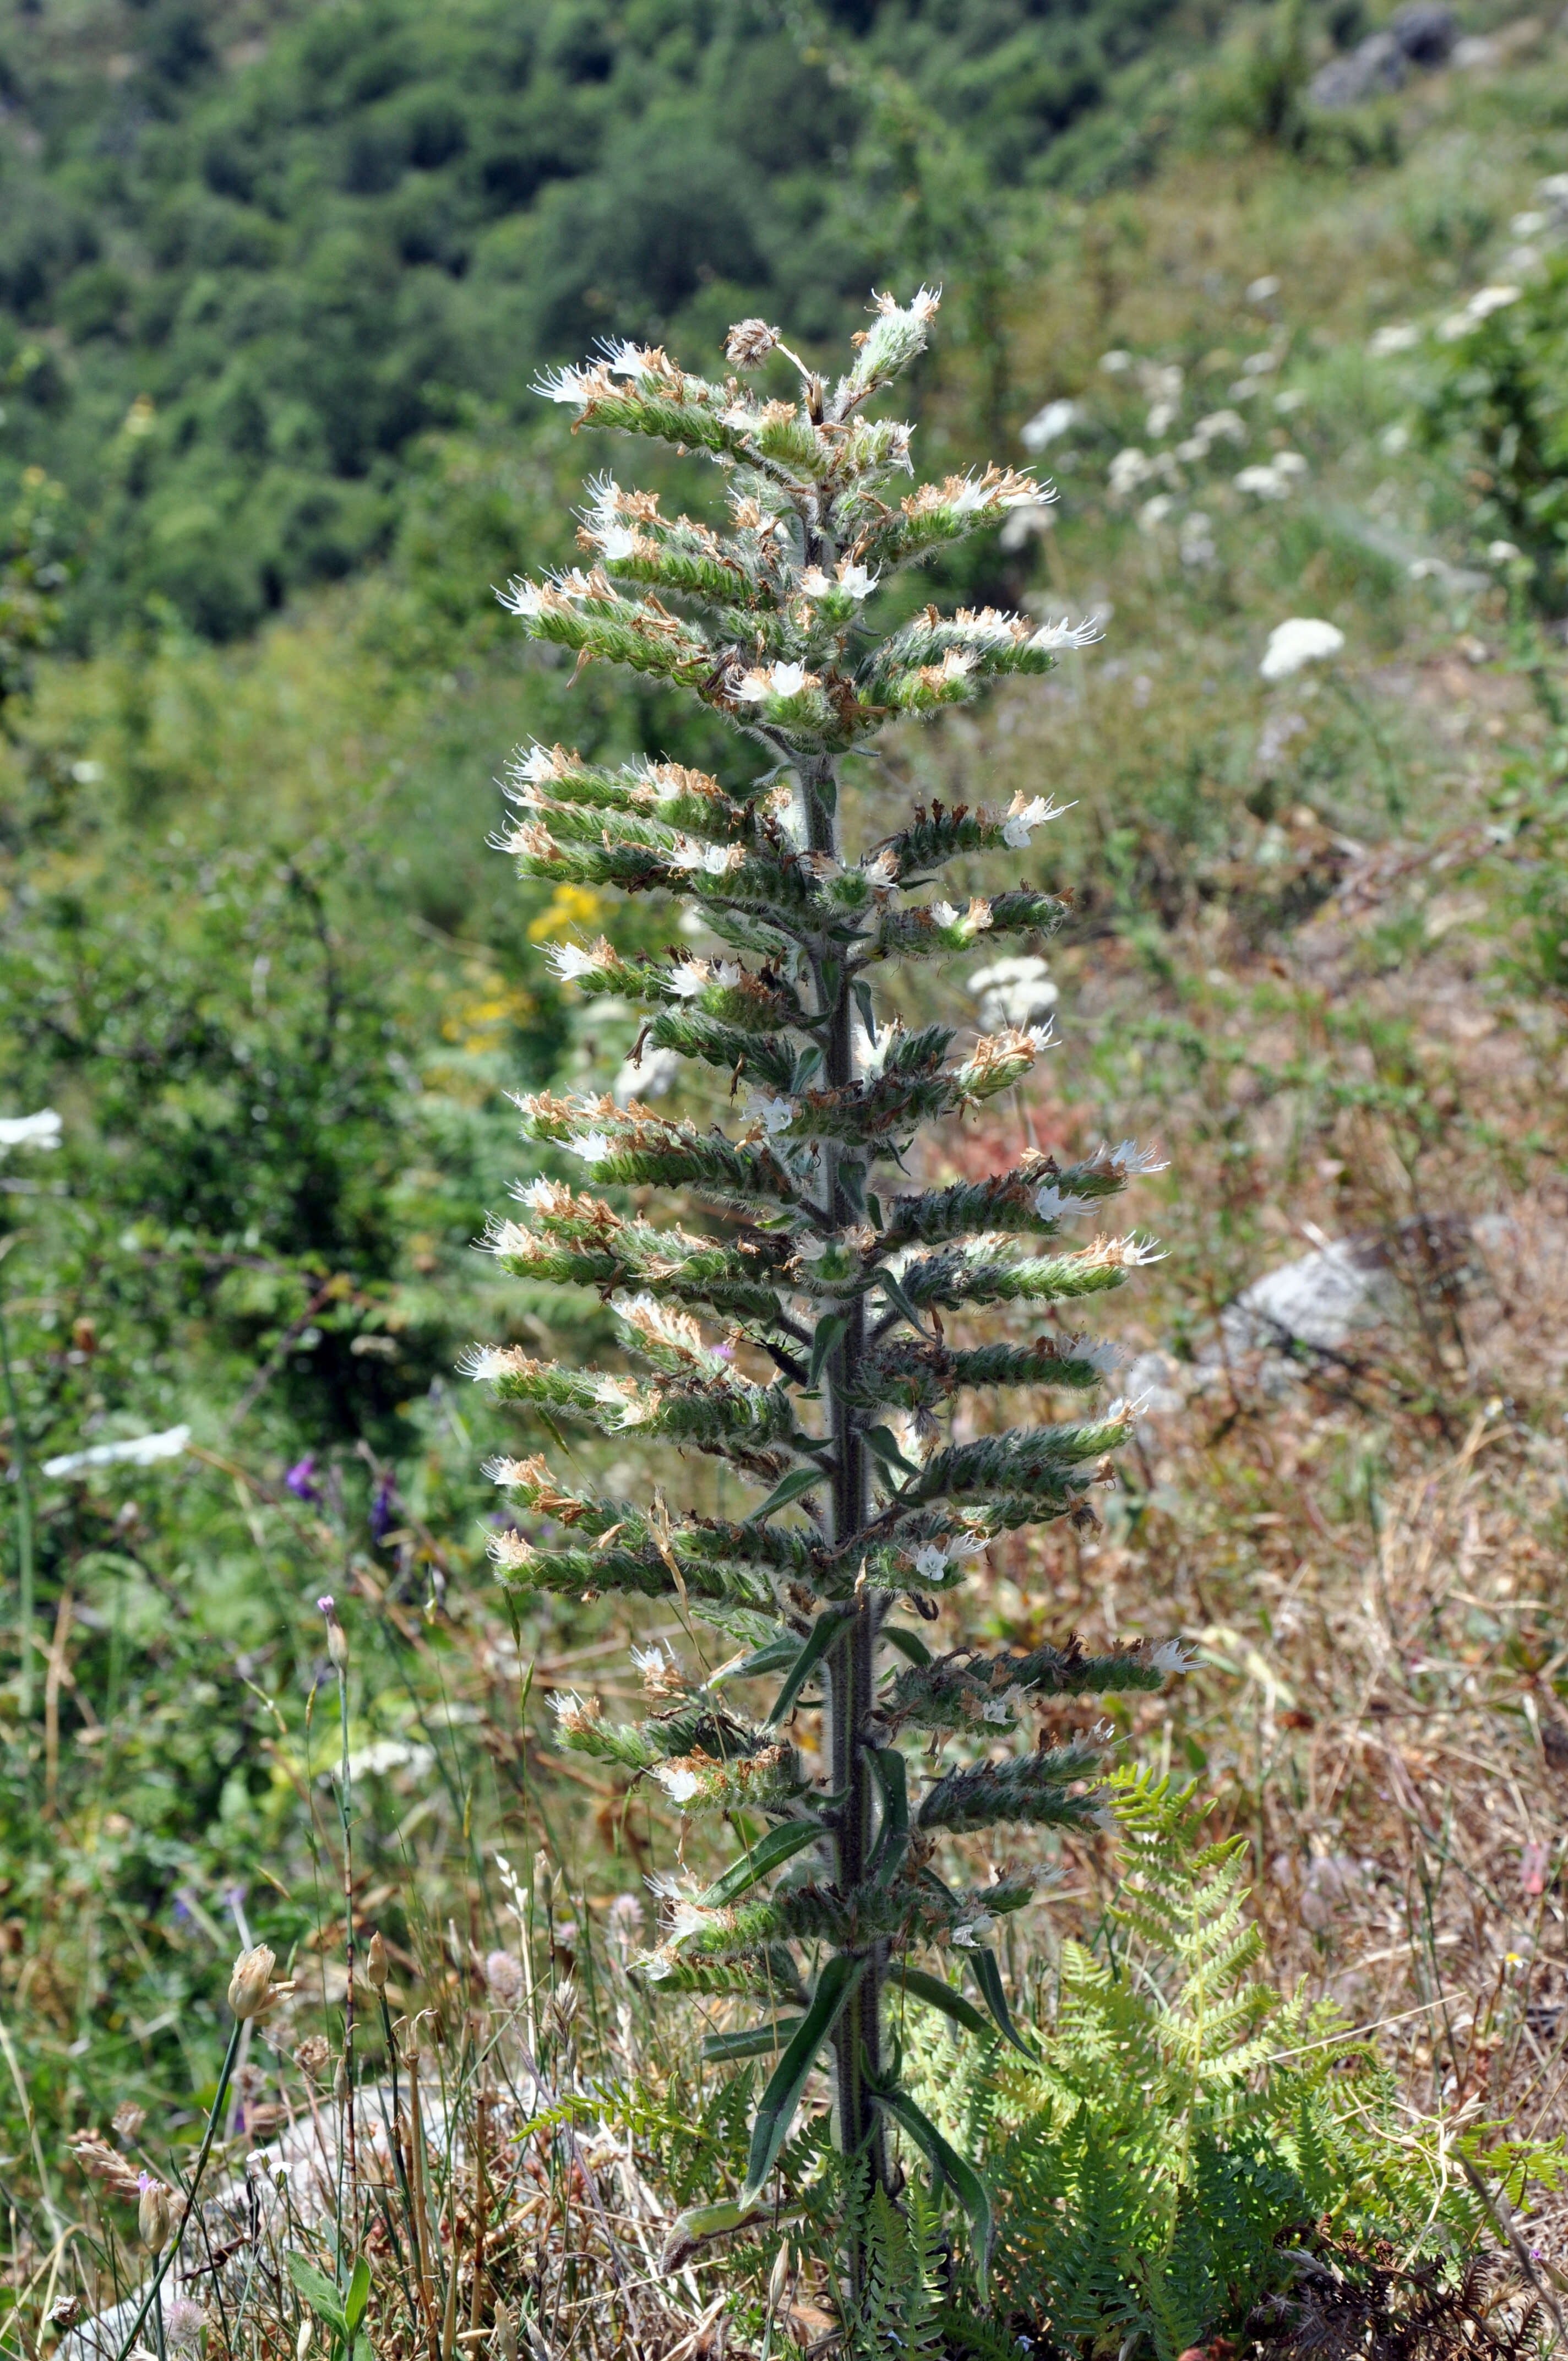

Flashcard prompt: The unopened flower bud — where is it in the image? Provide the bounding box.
[725,317,778,371]
[137,2173,172,2253]
[366,1930,388,1992]
[333,2052,349,2103]
[227,1944,276,2021]
[769,2242,792,2311]
[317,1595,349,1674]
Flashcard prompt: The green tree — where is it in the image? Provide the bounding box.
[469,291,1177,2308]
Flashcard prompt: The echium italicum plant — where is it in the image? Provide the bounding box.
[466,289,1181,2305]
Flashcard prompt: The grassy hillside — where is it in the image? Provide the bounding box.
[0,0,1199,640]
[3,0,1568,2328]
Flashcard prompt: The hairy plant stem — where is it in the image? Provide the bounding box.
[805,749,887,2270]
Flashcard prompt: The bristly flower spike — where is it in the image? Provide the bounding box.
[475,285,1181,2310]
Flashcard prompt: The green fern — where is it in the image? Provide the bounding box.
[980,1771,1518,2358]
[853,2184,949,2360]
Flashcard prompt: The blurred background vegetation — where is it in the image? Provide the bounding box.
[3,0,1568,2313]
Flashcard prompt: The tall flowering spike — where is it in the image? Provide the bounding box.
[477,291,1178,2310]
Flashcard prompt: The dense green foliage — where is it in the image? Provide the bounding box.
[1424,258,1568,609]
[0,0,1193,643]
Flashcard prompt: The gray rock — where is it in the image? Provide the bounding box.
[1391,1,1458,61]
[1308,29,1408,105]
[1220,1238,1397,1357]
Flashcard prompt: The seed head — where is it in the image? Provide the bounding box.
[112,2100,146,2142]
[292,2036,330,2081]
[365,1930,389,1992]
[725,318,779,371]
[227,1943,276,2021]
[485,1950,525,2005]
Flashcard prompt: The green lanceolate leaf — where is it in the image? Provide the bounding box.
[869,2085,994,2299]
[342,2257,371,2337]
[723,1629,803,1683]
[863,1423,920,1479]
[766,1606,854,1725]
[661,2197,779,2273]
[853,980,879,1047]
[697,1816,826,1907]
[286,2255,347,2337]
[744,1462,828,1525]
[808,1310,850,1390]
[742,1952,867,2201]
[881,1623,932,1668]
[890,1966,991,2041]
[702,2016,805,2063]
[968,1945,1038,2059]
[866,1745,910,1886]
[876,1264,930,1336]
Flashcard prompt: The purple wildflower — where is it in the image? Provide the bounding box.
[370,1476,396,1542]
[284,1456,319,1502]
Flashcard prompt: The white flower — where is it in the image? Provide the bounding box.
[602,340,655,378]
[597,522,637,562]
[1099,349,1132,373]
[655,1764,703,1805]
[1033,1183,1090,1225]
[837,562,876,598]
[928,900,959,928]
[568,1131,613,1165]
[1020,398,1078,452]
[1108,447,1152,499]
[668,960,707,997]
[534,366,594,407]
[0,1109,61,1152]
[912,1543,949,1582]
[42,1425,190,1479]
[547,943,599,982]
[1137,494,1174,533]
[1488,539,1523,564]
[1105,1138,1168,1176]
[1001,794,1059,850]
[1028,617,1094,655]
[669,1897,712,1944]
[1234,463,1294,500]
[514,744,558,786]
[950,1913,994,1948]
[1369,321,1420,356]
[1437,286,1520,340]
[1150,1639,1195,1673]
[861,848,899,889]
[742,1090,797,1137]
[771,661,808,697]
[798,566,832,596]
[1260,618,1345,682]
[1146,400,1179,438]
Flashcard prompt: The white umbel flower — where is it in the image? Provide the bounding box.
[1260,618,1345,682]
[0,1109,61,1151]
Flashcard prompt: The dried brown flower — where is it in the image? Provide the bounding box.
[724,318,779,370]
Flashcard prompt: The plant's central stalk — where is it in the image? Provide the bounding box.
[804,749,887,2216]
